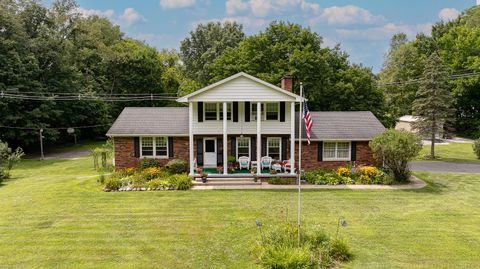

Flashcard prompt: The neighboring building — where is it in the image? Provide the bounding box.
[395,115,443,139]
[107,72,385,175]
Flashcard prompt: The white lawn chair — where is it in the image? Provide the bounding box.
[260,156,273,171]
[238,156,250,170]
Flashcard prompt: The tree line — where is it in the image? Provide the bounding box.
[1,0,479,150]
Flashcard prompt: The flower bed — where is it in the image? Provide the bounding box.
[303,165,394,185]
[103,167,192,192]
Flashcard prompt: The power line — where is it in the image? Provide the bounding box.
[0,124,111,130]
[377,72,480,87]
[0,91,179,101]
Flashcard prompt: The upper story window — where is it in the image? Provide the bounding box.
[141,137,169,158]
[204,103,231,121]
[251,102,279,121]
[323,141,350,161]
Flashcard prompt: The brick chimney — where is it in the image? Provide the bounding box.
[281,75,293,92]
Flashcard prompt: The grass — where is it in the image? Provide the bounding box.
[1,156,480,268]
[417,142,479,163]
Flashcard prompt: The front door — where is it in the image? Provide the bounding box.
[203,138,217,168]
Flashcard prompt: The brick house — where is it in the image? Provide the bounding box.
[107,72,385,175]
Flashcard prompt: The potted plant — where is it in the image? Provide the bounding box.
[197,168,208,183]
[250,167,257,174]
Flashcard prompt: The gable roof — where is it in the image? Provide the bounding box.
[177,72,304,102]
[106,107,189,136]
[296,111,385,141]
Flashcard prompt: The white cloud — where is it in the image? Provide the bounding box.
[225,0,320,17]
[439,8,461,21]
[120,8,143,25]
[160,0,196,9]
[336,22,433,41]
[75,7,114,18]
[318,5,384,25]
[226,0,249,15]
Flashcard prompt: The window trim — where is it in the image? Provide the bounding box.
[140,136,169,159]
[204,102,232,121]
[322,141,351,161]
[236,136,251,160]
[267,137,282,161]
[250,102,280,121]
[265,102,280,121]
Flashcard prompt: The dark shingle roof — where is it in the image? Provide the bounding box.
[296,111,385,140]
[106,107,188,136]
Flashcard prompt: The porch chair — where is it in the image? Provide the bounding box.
[282,159,292,173]
[238,156,250,170]
[260,156,273,171]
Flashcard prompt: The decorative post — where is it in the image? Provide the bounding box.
[257,102,261,176]
[297,82,304,245]
[290,101,295,174]
[223,102,228,175]
[189,102,194,175]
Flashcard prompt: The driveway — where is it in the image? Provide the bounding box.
[411,161,480,173]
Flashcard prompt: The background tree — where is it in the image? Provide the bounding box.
[180,22,244,86]
[412,53,454,159]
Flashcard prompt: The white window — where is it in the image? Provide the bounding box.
[266,103,279,120]
[204,103,231,121]
[141,137,169,158]
[323,141,351,161]
[236,137,251,159]
[267,137,281,161]
[251,103,265,121]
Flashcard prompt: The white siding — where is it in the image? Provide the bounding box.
[189,76,296,102]
[192,102,293,135]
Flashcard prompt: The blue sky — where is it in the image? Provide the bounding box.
[46,0,476,73]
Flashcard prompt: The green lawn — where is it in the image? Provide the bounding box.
[1,156,480,268]
[417,142,479,163]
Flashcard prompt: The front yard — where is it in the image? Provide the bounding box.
[0,155,479,268]
[417,142,479,163]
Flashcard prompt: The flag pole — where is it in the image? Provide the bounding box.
[297,82,303,246]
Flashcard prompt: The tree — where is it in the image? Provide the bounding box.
[209,21,386,122]
[180,21,244,85]
[412,53,454,159]
[369,129,422,181]
[0,140,24,181]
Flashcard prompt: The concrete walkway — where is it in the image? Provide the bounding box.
[411,161,480,173]
[192,176,426,190]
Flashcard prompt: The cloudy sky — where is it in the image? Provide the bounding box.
[46,0,475,73]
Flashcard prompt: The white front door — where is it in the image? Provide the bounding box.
[203,138,217,168]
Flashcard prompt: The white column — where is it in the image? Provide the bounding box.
[189,102,194,176]
[290,101,295,174]
[257,102,261,175]
[223,102,228,174]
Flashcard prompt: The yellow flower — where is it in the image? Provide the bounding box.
[336,167,350,176]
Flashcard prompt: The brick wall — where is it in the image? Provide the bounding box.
[113,137,190,170]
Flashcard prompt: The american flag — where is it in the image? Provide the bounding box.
[303,102,313,145]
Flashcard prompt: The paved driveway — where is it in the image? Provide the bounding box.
[411,161,480,173]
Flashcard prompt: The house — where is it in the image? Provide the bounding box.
[106,72,385,176]
[395,115,443,139]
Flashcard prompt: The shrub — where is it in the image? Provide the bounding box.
[98,174,106,184]
[141,167,163,180]
[370,129,422,182]
[139,158,160,170]
[267,177,296,185]
[473,139,480,159]
[166,159,188,174]
[0,140,24,178]
[168,174,192,190]
[260,245,315,269]
[104,177,121,190]
[147,179,170,190]
[336,167,350,177]
[329,238,352,262]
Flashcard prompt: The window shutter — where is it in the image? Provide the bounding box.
[281,137,288,161]
[231,137,236,158]
[134,137,140,157]
[217,139,223,166]
[233,102,238,122]
[251,137,256,161]
[244,102,250,122]
[196,139,203,165]
[351,141,357,161]
[280,102,285,122]
[261,137,267,157]
[198,102,203,122]
[168,137,174,158]
[317,141,323,162]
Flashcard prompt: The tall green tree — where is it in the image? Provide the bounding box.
[180,21,244,85]
[412,53,454,159]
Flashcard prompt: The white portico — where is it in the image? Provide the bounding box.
[177,72,304,176]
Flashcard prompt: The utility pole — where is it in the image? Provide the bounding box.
[297,82,303,246]
[39,129,44,160]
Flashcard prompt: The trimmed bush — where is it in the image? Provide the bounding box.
[260,245,315,269]
[166,159,188,174]
[267,177,296,185]
[168,174,192,190]
[139,158,160,170]
[104,177,121,190]
[473,139,480,159]
[329,238,352,262]
[147,179,169,190]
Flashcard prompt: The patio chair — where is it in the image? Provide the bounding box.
[238,156,250,170]
[282,159,292,173]
[260,156,273,171]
